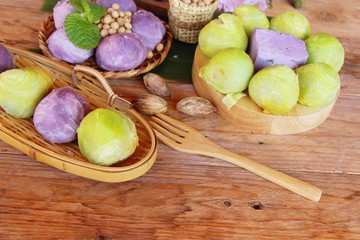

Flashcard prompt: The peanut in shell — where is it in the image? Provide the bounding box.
[177,97,217,116]
[132,94,168,115]
[143,73,171,98]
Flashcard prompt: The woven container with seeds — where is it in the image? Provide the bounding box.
[168,0,219,44]
[39,1,173,79]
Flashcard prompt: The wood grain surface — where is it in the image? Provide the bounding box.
[0,0,359,239]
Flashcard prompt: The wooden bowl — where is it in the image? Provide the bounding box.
[38,14,173,79]
[1,45,158,182]
[192,46,339,135]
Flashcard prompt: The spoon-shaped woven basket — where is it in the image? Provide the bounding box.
[0,44,158,182]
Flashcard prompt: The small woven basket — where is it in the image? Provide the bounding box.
[39,14,173,79]
[1,44,158,182]
[168,0,219,43]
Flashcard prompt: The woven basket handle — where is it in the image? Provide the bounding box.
[72,65,131,108]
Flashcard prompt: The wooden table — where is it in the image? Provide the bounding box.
[0,0,359,239]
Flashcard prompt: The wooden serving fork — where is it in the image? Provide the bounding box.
[150,113,322,202]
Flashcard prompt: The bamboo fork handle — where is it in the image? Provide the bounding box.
[207,146,322,202]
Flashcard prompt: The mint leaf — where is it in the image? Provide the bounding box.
[83,2,106,23]
[69,0,105,23]
[81,0,91,13]
[70,0,85,13]
[88,1,106,22]
[83,10,94,23]
[64,13,101,50]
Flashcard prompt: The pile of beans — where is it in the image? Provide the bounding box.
[96,3,133,38]
[96,3,165,59]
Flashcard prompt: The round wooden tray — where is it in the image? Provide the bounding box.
[192,46,339,135]
[1,44,158,182]
[39,14,173,79]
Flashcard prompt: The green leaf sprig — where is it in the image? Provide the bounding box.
[64,0,106,50]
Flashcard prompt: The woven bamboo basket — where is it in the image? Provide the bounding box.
[38,14,173,79]
[0,44,158,182]
[168,0,219,43]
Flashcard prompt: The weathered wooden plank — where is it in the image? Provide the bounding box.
[0,0,359,239]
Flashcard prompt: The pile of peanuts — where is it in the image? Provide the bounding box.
[181,0,214,7]
[96,3,165,59]
[96,3,133,38]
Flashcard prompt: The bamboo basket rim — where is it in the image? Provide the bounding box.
[0,44,158,181]
[38,13,173,79]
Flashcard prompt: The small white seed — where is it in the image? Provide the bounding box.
[103,14,112,24]
[100,29,108,37]
[124,15,131,23]
[102,23,110,30]
[117,17,125,26]
[147,51,154,59]
[111,3,120,10]
[156,43,164,52]
[124,22,132,29]
[110,21,120,30]
[118,26,126,33]
[108,28,117,35]
[124,11,132,17]
[111,10,119,18]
